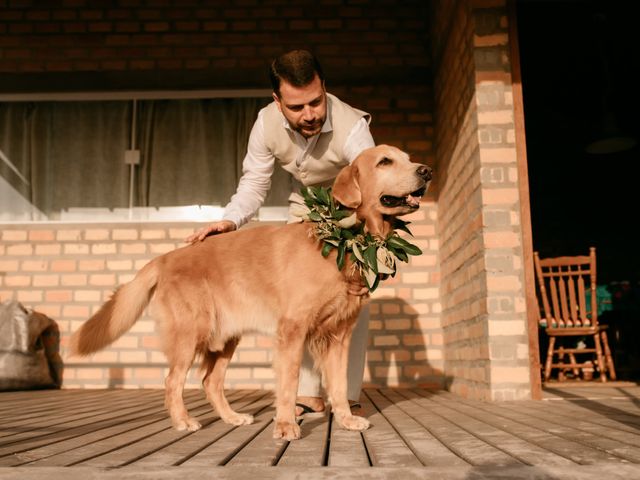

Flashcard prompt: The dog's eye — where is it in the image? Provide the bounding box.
[377,157,393,167]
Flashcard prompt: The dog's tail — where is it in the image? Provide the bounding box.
[69,260,159,356]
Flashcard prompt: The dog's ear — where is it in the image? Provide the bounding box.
[332,163,361,208]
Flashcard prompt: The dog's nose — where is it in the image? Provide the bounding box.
[416,165,432,181]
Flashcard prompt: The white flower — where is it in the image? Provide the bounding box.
[376,246,395,274]
[336,213,357,229]
[290,203,311,220]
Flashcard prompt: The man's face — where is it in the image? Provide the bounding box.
[273,75,327,139]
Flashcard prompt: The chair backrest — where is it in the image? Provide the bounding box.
[533,247,598,328]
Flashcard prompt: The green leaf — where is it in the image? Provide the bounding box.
[369,275,381,292]
[307,211,323,222]
[387,235,422,256]
[402,243,422,256]
[364,245,378,274]
[316,187,330,206]
[321,242,333,257]
[394,249,409,262]
[340,228,354,240]
[363,267,377,289]
[392,219,414,236]
[333,209,352,221]
[336,242,346,270]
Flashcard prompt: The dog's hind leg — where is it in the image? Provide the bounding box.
[272,320,306,441]
[165,355,201,431]
[162,320,201,432]
[318,325,370,432]
[202,337,254,426]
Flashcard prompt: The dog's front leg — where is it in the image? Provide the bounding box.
[321,326,370,432]
[272,321,306,441]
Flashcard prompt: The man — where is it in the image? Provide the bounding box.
[187,49,374,416]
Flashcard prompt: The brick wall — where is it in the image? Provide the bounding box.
[0,0,430,93]
[431,0,531,400]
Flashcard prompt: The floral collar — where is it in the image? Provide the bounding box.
[300,186,422,292]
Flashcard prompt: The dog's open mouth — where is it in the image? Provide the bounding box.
[380,186,426,209]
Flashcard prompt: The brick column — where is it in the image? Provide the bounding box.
[431,0,532,400]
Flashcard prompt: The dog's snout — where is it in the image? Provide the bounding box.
[416,165,432,181]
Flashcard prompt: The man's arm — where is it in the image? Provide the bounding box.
[187,110,275,243]
[343,117,376,163]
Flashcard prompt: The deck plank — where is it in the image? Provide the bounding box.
[540,393,640,430]
[407,389,576,467]
[23,391,207,466]
[326,414,370,467]
[275,411,329,467]
[0,389,112,419]
[0,392,172,466]
[496,400,640,462]
[17,390,254,468]
[0,389,150,438]
[76,396,224,467]
[365,388,468,467]
[224,410,290,466]
[359,389,423,467]
[380,389,523,467]
[85,390,263,467]
[430,390,633,465]
[128,390,270,467]
[0,390,170,458]
[178,399,277,467]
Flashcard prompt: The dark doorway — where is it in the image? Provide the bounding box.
[517,0,640,380]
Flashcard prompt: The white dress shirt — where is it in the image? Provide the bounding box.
[223,107,375,228]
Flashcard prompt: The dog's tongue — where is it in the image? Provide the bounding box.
[405,194,421,207]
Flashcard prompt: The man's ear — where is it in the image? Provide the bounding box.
[272,92,282,113]
[332,163,361,208]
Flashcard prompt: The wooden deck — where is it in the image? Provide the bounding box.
[0,385,639,479]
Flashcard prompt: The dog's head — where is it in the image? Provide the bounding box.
[332,144,432,236]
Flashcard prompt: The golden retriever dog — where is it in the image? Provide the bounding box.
[70,144,431,441]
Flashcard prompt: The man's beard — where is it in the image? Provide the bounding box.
[292,118,324,138]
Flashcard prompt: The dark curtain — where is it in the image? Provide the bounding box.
[0,97,291,219]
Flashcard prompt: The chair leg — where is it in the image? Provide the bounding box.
[544,336,556,381]
[558,346,569,380]
[569,353,580,377]
[600,330,617,381]
[593,332,607,382]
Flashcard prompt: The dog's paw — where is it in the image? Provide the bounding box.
[273,421,301,441]
[337,414,370,431]
[174,417,202,432]
[222,412,254,426]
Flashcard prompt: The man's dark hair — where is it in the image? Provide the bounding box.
[269,49,325,98]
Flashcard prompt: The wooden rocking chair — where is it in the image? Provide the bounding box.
[533,247,616,382]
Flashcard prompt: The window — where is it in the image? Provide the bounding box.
[0,92,291,223]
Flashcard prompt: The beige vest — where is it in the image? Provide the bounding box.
[263,93,370,188]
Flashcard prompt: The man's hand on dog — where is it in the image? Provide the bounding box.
[186,220,237,243]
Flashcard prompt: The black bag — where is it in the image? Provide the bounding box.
[0,300,62,390]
